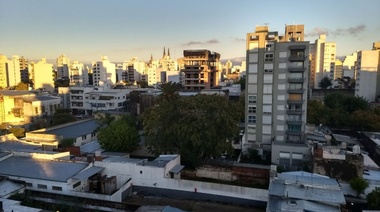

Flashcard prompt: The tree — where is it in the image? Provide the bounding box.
[234,76,246,91]
[60,138,75,148]
[137,80,148,88]
[97,115,139,152]
[307,100,326,125]
[349,177,369,197]
[51,109,76,126]
[319,76,332,90]
[14,82,29,90]
[143,94,240,168]
[367,187,380,209]
[8,127,25,138]
[159,82,181,102]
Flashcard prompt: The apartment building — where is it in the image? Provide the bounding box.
[7,56,21,87]
[311,34,336,88]
[19,56,30,83]
[0,55,8,88]
[69,86,130,115]
[355,42,380,102]
[56,54,70,79]
[92,56,116,86]
[70,61,88,86]
[180,49,220,90]
[244,25,310,169]
[30,58,54,91]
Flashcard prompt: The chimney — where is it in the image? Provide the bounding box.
[95,150,102,161]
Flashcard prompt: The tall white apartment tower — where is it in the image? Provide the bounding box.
[56,54,70,79]
[30,58,54,91]
[312,34,336,88]
[244,25,310,170]
[92,56,116,86]
[70,61,88,86]
[355,42,380,102]
[7,56,21,87]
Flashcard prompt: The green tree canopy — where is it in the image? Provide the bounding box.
[142,94,240,168]
[97,115,139,152]
[234,76,246,91]
[159,81,181,102]
[52,109,76,126]
[367,187,380,209]
[60,138,75,148]
[137,80,148,88]
[349,177,369,197]
[318,76,332,89]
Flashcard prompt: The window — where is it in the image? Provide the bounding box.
[264,74,273,83]
[289,83,303,90]
[277,95,285,101]
[265,53,274,62]
[52,186,62,191]
[248,95,256,104]
[279,63,287,69]
[26,183,33,187]
[278,84,286,90]
[247,125,256,133]
[263,95,272,104]
[140,171,143,174]
[278,74,286,79]
[248,106,256,113]
[263,115,272,124]
[265,44,273,51]
[263,85,272,94]
[248,115,256,123]
[249,53,258,62]
[264,69,273,73]
[37,184,47,189]
[73,181,81,188]
[279,52,287,58]
[277,115,285,120]
[263,105,272,114]
[288,125,301,131]
[288,94,302,101]
[249,64,258,73]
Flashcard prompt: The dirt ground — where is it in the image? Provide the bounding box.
[125,195,266,212]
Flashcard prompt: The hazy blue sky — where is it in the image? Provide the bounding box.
[1,0,379,63]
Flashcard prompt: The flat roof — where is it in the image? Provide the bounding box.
[72,166,104,180]
[267,198,340,212]
[169,165,185,174]
[80,141,102,153]
[102,157,143,164]
[332,134,356,144]
[0,156,88,182]
[0,198,42,212]
[43,119,99,139]
[0,90,32,96]
[144,155,177,167]
[0,140,41,151]
[23,95,60,102]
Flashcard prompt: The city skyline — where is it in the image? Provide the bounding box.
[1,0,379,63]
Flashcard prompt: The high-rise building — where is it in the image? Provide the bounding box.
[355,42,380,102]
[342,52,357,79]
[0,55,8,88]
[30,58,54,91]
[180,49,220,90]
[7,56,21,87]
[56,54,70,79]
[244,25,310,169]
[92,56,116,86]
[312,34,336,88]
[19,56,29,83]
[70,61,88,86]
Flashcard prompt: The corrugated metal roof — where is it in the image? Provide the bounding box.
[267,198,340,212]
[72,166,104,180]
[332,134,355,144]
[169,165,185,174]
[0,156,88,182]
[0,180,24,198]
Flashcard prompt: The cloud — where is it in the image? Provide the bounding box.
[231,37,245,42]
[305,24,366,37]
[183,39,219,46]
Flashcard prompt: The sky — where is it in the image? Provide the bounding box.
[1,0,379,64]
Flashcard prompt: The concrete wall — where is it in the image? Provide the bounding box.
[196,165,236,181]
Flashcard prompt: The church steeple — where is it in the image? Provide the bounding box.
[168,48,170,57]
[163,47,166,57]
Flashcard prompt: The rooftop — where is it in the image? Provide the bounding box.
[23,95,60,102]
[143,155,178,167]
[0,156,88,182]
[43,119,99,139]
[0,139,41,151]
[0,90,33,96]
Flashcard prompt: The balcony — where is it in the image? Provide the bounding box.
[289,55,306,61]
[286,120,303,125]
[287,99,304,104]
[289,45,306,50]
[287,88,304,94]
[288,67,306,72]
[286,130,302,135]
[288,77,304,83]
[286,109,304,115]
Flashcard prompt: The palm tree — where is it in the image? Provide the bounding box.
[159,82,181,102]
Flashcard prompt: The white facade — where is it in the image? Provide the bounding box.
[355,49,380,102]
[342,52,357,78]
[313,34,336,88]
[0,55,8,88]
[30,58,54,91]
[70,61,88,86]
[7,56,21,87]
[69,86,130,114]
[56,54,70,79]
[92,56,116,86]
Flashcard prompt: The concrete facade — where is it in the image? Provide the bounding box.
[355,43,380,102]
[180,50,221,90]
[244,25,310,169]
[92,56,116,86]
[30,58,54,91]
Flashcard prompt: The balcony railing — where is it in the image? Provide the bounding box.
[289,55,306,61]
[286,130,302,135]
[287,99,304,104]
[286,120,303,125]
[287,77,304,83]
[288,67,306,72]
[287,88,304,94]
[287,109,304,114]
